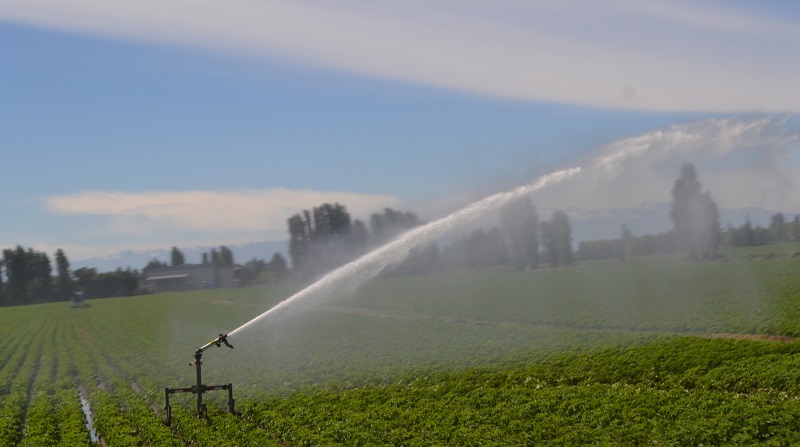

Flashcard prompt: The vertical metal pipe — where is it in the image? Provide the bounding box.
[227,383,235,415]
[195,351,203,417]
[164,388,172,425]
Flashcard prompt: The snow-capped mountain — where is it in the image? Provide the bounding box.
[71,240,288,272]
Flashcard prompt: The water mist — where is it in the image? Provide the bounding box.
[229,167,580,335]
[230,117,795,336]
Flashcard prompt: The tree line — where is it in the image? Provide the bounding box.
[285,199,575,281]
[0,162,791,306]
[579,162,800,261]
[0,246,141,306]
[0,241,292,306]
[289,162,797,280]
[144,245,290,286]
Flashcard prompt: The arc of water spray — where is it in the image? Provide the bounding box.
[229,117,798,336]
[229,166,581,336]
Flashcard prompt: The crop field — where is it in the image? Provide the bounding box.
[2,256,800,445]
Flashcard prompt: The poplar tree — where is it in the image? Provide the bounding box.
[542,211,573,267]
[55,248,72,301]
[288,203,353,279]
[219,246,234,265]
[170,246,185,266]
[670,162,720,260]
[501,197,540,269]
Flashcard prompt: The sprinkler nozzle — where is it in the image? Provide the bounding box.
[197,333,234,354]
[216,333,233,349]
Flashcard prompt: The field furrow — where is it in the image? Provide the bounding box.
[3,261,800,445]
[0,319,45,447]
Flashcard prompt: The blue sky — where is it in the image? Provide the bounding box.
[1,0,799,261]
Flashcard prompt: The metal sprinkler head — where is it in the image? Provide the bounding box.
[197,333,234,355]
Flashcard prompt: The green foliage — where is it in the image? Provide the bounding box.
[54,248,72,301]
[541,210,573,267]
[170,246,185,266]
[2,246,52,305]
[671,162,721,260]
[2,259,800,445]
[239,338,800,446]
[289,203,356,278]
[73,267,141,299]
[501,197,540,269]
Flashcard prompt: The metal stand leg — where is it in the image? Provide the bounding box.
[227,383,235,415]
[164,388,172,426]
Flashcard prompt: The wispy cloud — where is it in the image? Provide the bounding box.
[25,118,800,258]
[0,0,798,112]
[45,188,398,240]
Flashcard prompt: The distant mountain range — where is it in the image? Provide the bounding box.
[72,240,288,273]
[71,204,787,273]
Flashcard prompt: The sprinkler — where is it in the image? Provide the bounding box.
[164,334,235,425]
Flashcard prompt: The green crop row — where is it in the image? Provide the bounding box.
[62,311,180,446]
[239,337,800,446]
[343,260,800,336]
[19,314,59,447]
[0,318,43,447]
[2,259,800,445]
[51,313,93,447]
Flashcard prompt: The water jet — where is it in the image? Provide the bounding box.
[229,167,581,336]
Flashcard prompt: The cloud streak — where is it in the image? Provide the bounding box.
[30,118,800,258]
[45,188,398,238]
[0,0,798,112]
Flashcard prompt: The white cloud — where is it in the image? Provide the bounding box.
[0,0,798,112]
[23,118,800,259]
[45,188,398,239]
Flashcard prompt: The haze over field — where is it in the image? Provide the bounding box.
[1,1,799,263]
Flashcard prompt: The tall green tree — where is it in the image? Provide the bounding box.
[210,248,220,264]
[2,246,52,305]
[738,219,756,247]
[219,246,234,265]
[620,224,633,262]
[441,228,508,271]
[27,250,52,303]
[143,258,167,272]
[3,246,28,305]
[501,197,540,269]
[790,215,800,242]
[541,211,573,267]
[287,202,354,279]
[467,227,509,270]
[670,162,720,260]
[267,252,289,282]
[312,203,351,241]
[0,259,5,306]
[74,267,140,299]
[770,213,786,242]
[73,267,97,298]
[349,219,370,255]
[170,246,185,266]
[288,214,311,274]
[55,248,72,301]
[370,208,420,242]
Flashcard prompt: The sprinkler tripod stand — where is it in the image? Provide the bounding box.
[164,334,235,425]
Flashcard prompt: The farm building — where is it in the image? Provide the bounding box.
[144,264,236,292]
